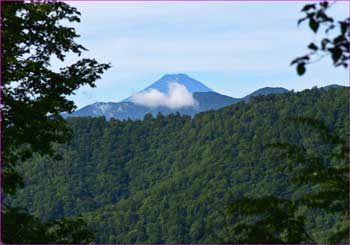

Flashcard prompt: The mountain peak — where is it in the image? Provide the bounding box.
[246,87,289,96]
[123,73,213,102]
[160,73,192,81]
[143,73,213,94]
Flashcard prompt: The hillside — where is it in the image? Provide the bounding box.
[9,87,348,243]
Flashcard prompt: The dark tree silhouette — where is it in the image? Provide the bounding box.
[291,1,349,75]
[1,1,110,243]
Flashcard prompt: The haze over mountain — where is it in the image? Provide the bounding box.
[63,74,291,120]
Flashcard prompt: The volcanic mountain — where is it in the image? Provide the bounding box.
[63,74,289,120]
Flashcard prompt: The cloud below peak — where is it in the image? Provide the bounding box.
[131,82,198,109]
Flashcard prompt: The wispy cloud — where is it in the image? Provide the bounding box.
[131,82,198,109]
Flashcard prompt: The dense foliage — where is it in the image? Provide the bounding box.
[1,1,109,243]
[7,87,348,243]
[2,0,110,195]
[227,117,348,243]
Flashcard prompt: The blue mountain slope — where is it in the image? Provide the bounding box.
[193,92,240,111]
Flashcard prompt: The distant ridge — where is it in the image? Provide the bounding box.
[63,73,344,120]
[243,87,289,101]
[321,84,346,90]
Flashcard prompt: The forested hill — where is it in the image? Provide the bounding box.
[9,87,348,243]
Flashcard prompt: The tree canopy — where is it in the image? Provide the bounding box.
[2,1,348,244]
[8,87,348,243]
[227,2,349,242]
[1,1,110,243]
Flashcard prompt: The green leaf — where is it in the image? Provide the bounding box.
[330,47,342,63]
[297,63,306,75]
[309,18,319,33]
[333,35,346,45]
[339,21,348,35]
[308,43,318,51]
[301,4,316,12]
[320,1,329,9]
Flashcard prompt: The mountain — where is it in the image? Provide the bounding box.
[321,84,346,90]
[9,87,348,243]
[243,87,289,101]
[126,73,213,99]
[63,74,290,120]
[63,91,239,120]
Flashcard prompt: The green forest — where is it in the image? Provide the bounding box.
[2,1,349,243]
[7,87,348,243]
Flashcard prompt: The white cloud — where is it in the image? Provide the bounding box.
[131,82,198,109]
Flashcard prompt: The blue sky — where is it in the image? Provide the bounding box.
[56,1,348,108]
